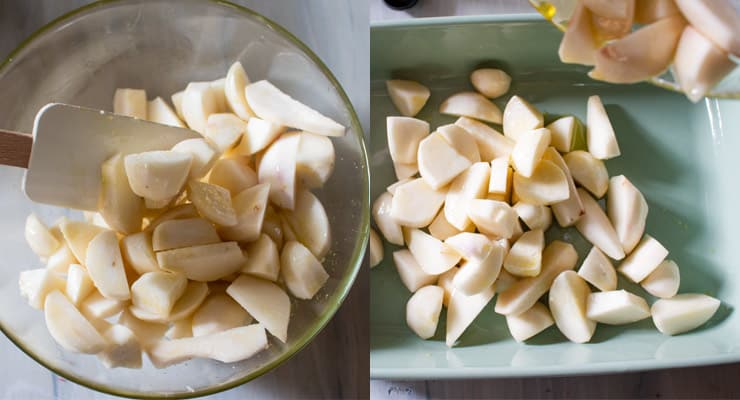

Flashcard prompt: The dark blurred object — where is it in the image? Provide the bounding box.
[384,0,418,10]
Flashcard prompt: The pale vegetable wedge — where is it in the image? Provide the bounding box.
[393,249,438,292]
[171,138,219,180]
[504,229,545,278]
[80,290,126,319]
[651,293,720,335]
[165,319,192,340]
[607,175,648,254]
[385,79,430,117]
[503,96,544,142]
[393,162,418,181]
[86,230,130,300]
[171,91,185,119]
[539,151,580,223]
[641,259,680,298]
[559,3,598,65]
[59,220,106,263]
[438,124,481,163]
[404,228,461,275]
[582,0,634,19]
[66,264,94,306]
[635,0,679,23]
[406,285,444,339]
[618,235,668,283]
[549,271,595,343]
[674,25,736,103]
[19,268,65,310]
[210,78,228,112]
[373,192,404,245]
[296,132,335,188]
[370,228,383,268]
[124,151,192,201]
[113,88,147,119]
[513,202,552,231]
[227,275,290,342]
[130,271,188,317]
[386,116,430,164]
[166,281,209,322]
[98,324,143,369]
[188,181,238,227]
[157,242,245,282]
[233,117,286,156]
[467,199,518,238]
[387,178,413,195]
[470,68,511,98]
[25,213,60,257]
[453,241,505,295]
[590,10,634,43]
[261,206,284,249]
[586,290,650,325]
[511,128,551,178]
[674,0,740,56]
[181,82,219,134]
[446,284,495,347]
[118,309,168,349]
[575,188,625,260]
[454,117,514,160]
[280,241,329,299]
[564,150,609,198]
[258,132,300,209]
[192,293,252,337]
[547,116,587,153]
[578,246,617,291]
[444,162,490,230]
[208,157,257,194]
[506,302,554,342]
[46,244,77,274]
[152,218,220,252]
[586,95,621,160]
[99,154,144,234]
[44,290,107,354]
[148,97,185,128]
[495,241,578,316]
[417,132,471,189]
[280,189,330,258]
[204,113,245,152]
[242,234,280,281]
[437,267,459,307]
[148,324,268,368]
[589,15,686,84]
[428,211,466,241]
[493,269,519,293]
[444,232,491,261]
[512,160,569,206]
[488,157,512,196]
[145,204,199,232]
[245,80,345,136]
[121,231,159,275]
[440,92,503,124]
[224,61,255,120]
[219,183,270,243]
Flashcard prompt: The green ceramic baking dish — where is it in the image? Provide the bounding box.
[370,15,739,379]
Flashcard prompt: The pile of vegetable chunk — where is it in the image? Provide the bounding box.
[370,68,721,346]
[20,61,344,368]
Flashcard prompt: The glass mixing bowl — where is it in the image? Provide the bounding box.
[0,0,369,397]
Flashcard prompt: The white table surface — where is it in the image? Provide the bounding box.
[370,0,740,399]
[0,1,368,399]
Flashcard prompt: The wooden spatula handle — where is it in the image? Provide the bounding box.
[0,129,32,169]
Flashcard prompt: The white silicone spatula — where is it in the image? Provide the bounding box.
[0,103,199,211]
